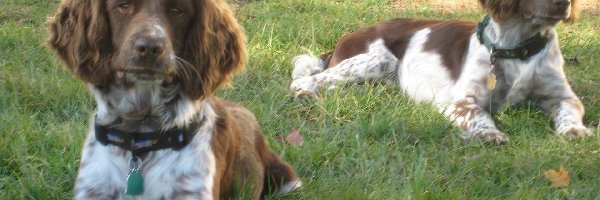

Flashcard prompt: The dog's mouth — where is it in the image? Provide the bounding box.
[117,67,175,84]
[114,55,179,84]
[522,10,569,24]
[125,68,165,80]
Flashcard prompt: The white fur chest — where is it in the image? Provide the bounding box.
[487,45,555,110]
[75,116,218,200]
[495,59,535,104]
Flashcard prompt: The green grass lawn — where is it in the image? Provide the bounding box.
[1,0,599,199]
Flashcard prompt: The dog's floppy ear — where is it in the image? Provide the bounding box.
[47,0,113,86]
[181,0,248,100]
[479,0,519,23]
[563,0,580,24]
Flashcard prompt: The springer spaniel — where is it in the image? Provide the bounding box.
[290,0,591,144]
[47,0,301,199]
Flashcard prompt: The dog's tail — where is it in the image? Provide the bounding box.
[291,51,333,79]
[261,151,302,197]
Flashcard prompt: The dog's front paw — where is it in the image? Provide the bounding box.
[557,125,592,139]
[290,77,319,99]
[469,129,509,145]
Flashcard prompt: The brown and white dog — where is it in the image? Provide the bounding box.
[290,0,591,144]
[47,0,300,199]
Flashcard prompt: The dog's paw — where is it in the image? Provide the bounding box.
[557,125,592,139]
[290,77,319,100]
[470,129,509,145]
[275,180,302,197]
[293,91,319,104]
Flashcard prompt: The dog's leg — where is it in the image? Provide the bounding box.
[232,156,264,200]
[540,97,591,138]
[552,99,590,138]
[441,98,509,144]
[290,39,398,98]
[247,125,300,196]
[261,148,302,197]
[534,68,591,138]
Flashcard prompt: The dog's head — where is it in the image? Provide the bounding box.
[479,0,580,24]
[47,0,247,100]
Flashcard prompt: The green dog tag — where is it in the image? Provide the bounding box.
[125,170,144,195]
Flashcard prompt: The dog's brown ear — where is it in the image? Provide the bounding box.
[47,0,113,86]
[479,0,519,23]
[181,0,248,100]
[563,0,580,24]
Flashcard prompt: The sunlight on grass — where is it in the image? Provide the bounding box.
[394,0,599,14]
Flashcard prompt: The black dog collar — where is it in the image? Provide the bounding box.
[94,117,204,156]
[476,15,550,61]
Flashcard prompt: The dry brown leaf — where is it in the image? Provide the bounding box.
[543,166,570,188]
[286,128,304,146]
[275,128,304,146]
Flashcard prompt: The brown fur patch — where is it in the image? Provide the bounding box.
[479,0,520,23]
[327,18,475,81]
[181,0,248,100]
[564,0,581,23]
[46,0,113,86]
[328,18,447,68]
[423,21,476,80]
[209,98,299,199]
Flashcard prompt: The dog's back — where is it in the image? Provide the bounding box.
[215,99,302,198]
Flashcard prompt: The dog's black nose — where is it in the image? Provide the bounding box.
[134,37,165,57]
[553,0,571,7]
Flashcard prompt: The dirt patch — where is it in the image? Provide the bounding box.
[394,0,599,14]
[395,0,480,13]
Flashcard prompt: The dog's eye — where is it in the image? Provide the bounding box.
[117,2,132,12]
[169,7,183,16]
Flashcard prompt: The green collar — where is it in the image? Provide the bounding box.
[476,15,550,62]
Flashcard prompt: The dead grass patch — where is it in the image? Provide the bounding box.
[394,0,599,15]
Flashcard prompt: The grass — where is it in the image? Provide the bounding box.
[1,0,599,199]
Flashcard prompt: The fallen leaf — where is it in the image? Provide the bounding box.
[285,128,304,146]
[543,166,570,188]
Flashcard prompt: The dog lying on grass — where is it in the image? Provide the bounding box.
[290,0,591,144]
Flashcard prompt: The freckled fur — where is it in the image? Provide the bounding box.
[290,0,590,144]
[47,0,300,199]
